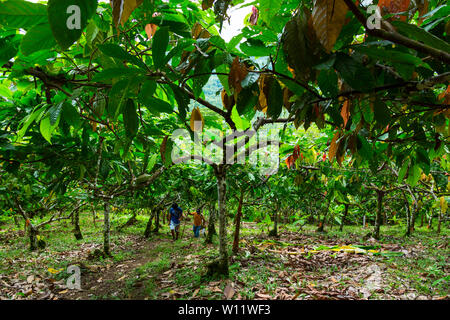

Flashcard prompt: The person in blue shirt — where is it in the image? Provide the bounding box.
[168,203,183,240]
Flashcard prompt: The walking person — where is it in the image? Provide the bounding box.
[168,203,183,241]
[188,208,206,238]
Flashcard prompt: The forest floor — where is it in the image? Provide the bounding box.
[0,213,449,300]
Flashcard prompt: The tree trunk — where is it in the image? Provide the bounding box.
[374,191,384,240]
[73,208,83,240]
[363,214,366,228]
[205,205,217,244]
[340,204,349,232]
[427,210,433,229]
[208,164,228,277]
[103,201,111,256]
[91,203,96,227]
[269,202,279,237]
[29,224,38,251]
[232,189,244,254]
[410,207,416,235]
[154,209,160,233]
[13,214,20,228]
[405,202,411,236]
[437,208,443,234]
[144,208,155,238]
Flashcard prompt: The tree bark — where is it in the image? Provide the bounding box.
[232,189,244,254]
[72,208,83,240]
[209,164,229,276]
[205,205,217,244]
[269,202,279,237]
[154,208,160,233]
[29,224,38,251]
[103,201,111,256]
[144,208,155,238]
[91,203,96,227]
[437,208,443,234]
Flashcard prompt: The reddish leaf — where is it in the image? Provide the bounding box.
[145,24,158,40]
[249,6,259,25]
[328,131,341,162]
[340,100,350,128]
[228,57,248,96]
[311,0,349,53]
[378,0,411,21]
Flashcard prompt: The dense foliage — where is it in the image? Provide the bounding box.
[0,0,448,276]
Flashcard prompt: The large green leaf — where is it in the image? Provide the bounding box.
[123,98,139,138]
[0,0,47,29]
[168,84,189,120]
[334,53,375,93]
[267,79,283,120]
[20,23,56,56]
[98,43,147,69]
[353,46,430,69]
[231,106,250,131]
[47,0,97,50]
[39,105,62,144]
[391,21,450,54]
[141,97,174,114]
[259,0,282,29]
[152,27,169,69]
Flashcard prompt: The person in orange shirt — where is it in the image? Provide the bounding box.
[188,208,206,238]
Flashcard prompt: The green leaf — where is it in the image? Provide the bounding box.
[47,0,97,50]
[373,99,390,127]
[40,107,61,144]
[98,43,147,69]
[141,97,174,114]
[317,69,338,97]
[259,0,283,28]
[0,84,12,99]
[109,79,131,120]
[406,163,421,187]
[334,52,375,92]
[267,79,283,120]
[391,21,450,54]
[240,40,273,56]
[231,106,250,131]
[168,84,189,120]
[147,154,158,173]
[20,23,56,56]
[152,27,169,69]
[236,85,258,115]
[123,98,139,138]
[357,135,373,159]
[49,103,63,126]
[16,103,46,141]
[416,148,430,175]
[92,67,143,82]
[0,0,47,29]
[398,158,409,183]
[361,101,374,124]
[61,102,81,128]
[353,46,430,69]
